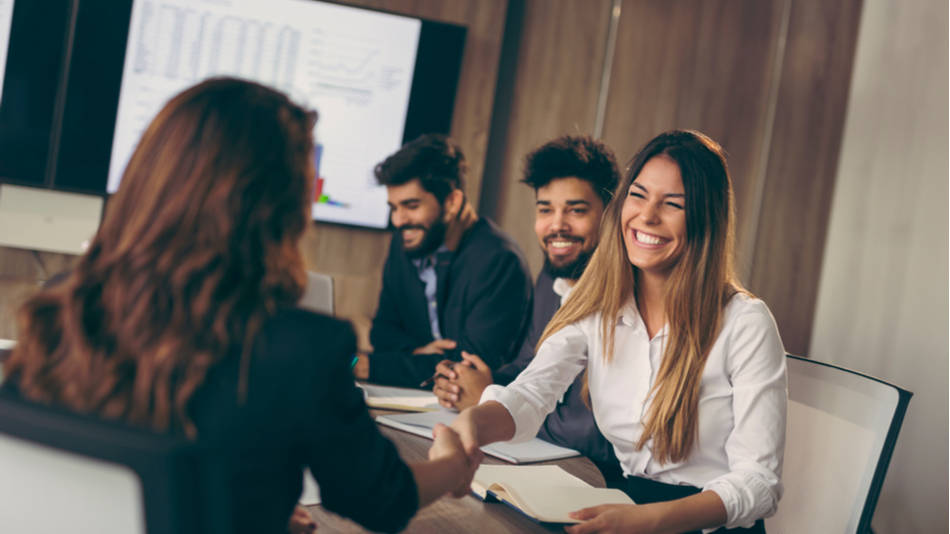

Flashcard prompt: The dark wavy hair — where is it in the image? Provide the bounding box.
[373,133,466,203]
[521,135,621,205]
[4,77,316,438]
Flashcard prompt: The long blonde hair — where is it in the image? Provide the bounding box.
[539,130,743,463]
[5,78,316,438]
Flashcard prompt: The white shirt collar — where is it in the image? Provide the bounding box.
[619,297,668,339]
[552,277,573,304]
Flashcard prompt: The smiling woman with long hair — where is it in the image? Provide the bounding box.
[452,130,786,534]
[2,77,474,534]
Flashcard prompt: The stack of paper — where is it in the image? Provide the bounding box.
[357,383,440,412]
[375,411,580,463]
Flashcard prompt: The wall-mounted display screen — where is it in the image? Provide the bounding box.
[0,0,70,188]
[53,0,465,230]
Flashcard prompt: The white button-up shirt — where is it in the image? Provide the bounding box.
[481,293,787,530]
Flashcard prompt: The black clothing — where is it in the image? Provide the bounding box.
[494,269,621,482]
[611,475,766,534]
[4,309,419,534]
[369,217,532,387]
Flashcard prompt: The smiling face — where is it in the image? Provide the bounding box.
[534,177,605,279]
[386,178,448,258]
[620,155,687,278]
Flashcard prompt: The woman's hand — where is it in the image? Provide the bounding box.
[429,423,481,497]
[287,505,317,534]
[565,504,659,534]
[449,407,483,460]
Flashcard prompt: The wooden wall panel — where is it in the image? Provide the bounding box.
[600,0,787,276]
[748,0,863,355]
[0,246,79,339]
[486,0,614,276]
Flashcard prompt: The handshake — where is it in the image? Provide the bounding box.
[427,421,483,499]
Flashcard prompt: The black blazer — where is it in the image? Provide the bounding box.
[369,217,533,387]
[4,308,419,534]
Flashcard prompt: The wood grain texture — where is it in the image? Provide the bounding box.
[0,246,79,339]
[747,0,864,355]
[601,0,787,277]
[306,411,606,533]
[486,0,614,276]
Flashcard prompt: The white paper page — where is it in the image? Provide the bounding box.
[377,411,580,463]
[358,383,440,411]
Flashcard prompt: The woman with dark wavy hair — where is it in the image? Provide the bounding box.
[452,130,786,534]
[2,77,475,533]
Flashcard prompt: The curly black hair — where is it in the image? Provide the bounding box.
[521,135,620,205]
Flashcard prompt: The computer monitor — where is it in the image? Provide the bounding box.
[55,0,466,230]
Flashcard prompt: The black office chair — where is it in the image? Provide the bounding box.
[765,354,912,533]
[0,391,231,534]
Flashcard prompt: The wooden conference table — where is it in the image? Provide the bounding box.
[305,409,606,533]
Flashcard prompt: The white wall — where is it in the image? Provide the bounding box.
[810,0,948,532]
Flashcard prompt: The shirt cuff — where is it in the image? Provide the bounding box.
[479,384,544,443]
[704,470,781,529]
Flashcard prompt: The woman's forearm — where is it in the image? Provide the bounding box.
[408,456,467,508]
[646,490,728,534]
[453,400,516,450]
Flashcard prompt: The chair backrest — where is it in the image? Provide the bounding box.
[765,355,911,534]
[0,393,230,534]
[299,271,334,315]
[0,338,13,383]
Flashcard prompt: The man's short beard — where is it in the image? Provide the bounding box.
[400,212,448,259]
[543,248,593,280]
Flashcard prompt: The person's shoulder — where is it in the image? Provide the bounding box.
[260,308,356,354]
[724,292,775,323]
[266,306,351,331]
[722,292,785,351]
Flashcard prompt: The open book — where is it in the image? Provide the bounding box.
[357,383,440,412]
[472,464,634,524]
[375,411,580,463]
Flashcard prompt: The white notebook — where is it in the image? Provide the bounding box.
[472,464,634,524]
[357,383,440,412]
[375,411,580,463]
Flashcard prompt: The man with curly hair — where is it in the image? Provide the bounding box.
[354,134,532,388]
[432,135,623,480]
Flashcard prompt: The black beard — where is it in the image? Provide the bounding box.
[543,248,593,280]
[400,217,448,259]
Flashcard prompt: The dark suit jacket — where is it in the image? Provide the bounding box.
[4,308,419,534]
[369,217,533,387]
[494,270,621,480]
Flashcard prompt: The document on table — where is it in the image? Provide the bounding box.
[376,411,580,463]
[357,383,440,412]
